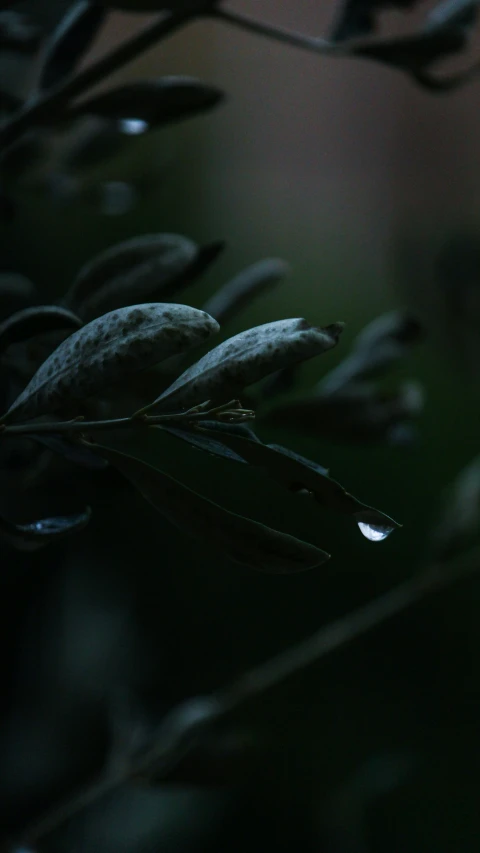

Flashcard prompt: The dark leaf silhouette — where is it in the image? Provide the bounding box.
[68,76,224,130]
[38,1,107,91]
[0,305,82,355]
[197,424,399,537]
[431,456,480,560]
[202,258,290,326]
[263,381,423,446]
[66,233,200,320]
[91,441,331,573]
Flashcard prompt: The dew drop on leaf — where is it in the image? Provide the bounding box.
[357,520,395,542]
[118,117,148,135]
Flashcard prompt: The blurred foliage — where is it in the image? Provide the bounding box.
[1,1,480,853]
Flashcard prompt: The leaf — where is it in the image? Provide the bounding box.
[161,419,260,463]
[320,310,423,394]
[196,425,399,538]
[90,441,330,573]
[2,303,219,423]
[68,76,224,131]
[351,0,477,85]
[431,456,480,560]
[0,506,91,552]
[29,432,109,469]
[202,258,290,326]
[146,318,345,414]
[167,239,226,295]
[0,305,82,355]
[263,381,423,446]
[65,233,199,320]
[0,10,41,52]
[330,0,418,41]
[38,1,107,91]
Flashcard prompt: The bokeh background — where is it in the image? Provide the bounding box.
[1,2,480,851]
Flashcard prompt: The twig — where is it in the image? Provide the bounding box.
[211,7,335,54]
[0,401,254,437]
[0,0,216,152]
[14,545,480,847]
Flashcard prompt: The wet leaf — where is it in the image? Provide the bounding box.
[0,305,82,355]
[147,318,344,414]
[0,506,91,551]
[2,303,219,423]
[66,233,199,320]
[202,258,290,326]
[320,310,423,393]
[431,456,480,560]
[197,424,399,537]
[91,441,330,573]
[264,381,423,445]
[38,1,107,91]
[68,76,224,130]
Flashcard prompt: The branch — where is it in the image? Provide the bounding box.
[13,545,480,848]
[0,0,217,152]
[0,401,254,438]
[211,7,336,56]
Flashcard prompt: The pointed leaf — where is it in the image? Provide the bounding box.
[66,233,198,319]
[92,442,330,573]
[0,507,91,551]
[2,303,219,423]
[68,76,224,130]
[197,425,399,537]
[0,306,82,355]
[161,419,260,463]
[264,381,423,445]
[320,311,423,393]
[38,2,107,91]
[148,318,344,413]
[202,258,290,326]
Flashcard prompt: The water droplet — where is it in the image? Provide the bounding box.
[118,118,148,135]
[358,519,396,542]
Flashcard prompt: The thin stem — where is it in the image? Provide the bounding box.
[211,7,337,56]
[14,546,480,847]
[0,0,216,151]
[0,402,255,437]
